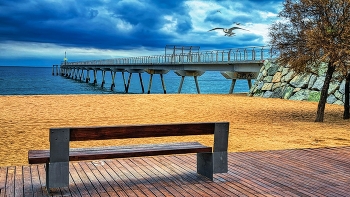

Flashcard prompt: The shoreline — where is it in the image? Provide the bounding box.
[1,94,349,166]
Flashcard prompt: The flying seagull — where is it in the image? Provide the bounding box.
[208,26,249,37]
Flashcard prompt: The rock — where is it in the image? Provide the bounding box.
[339,80,346,94]
[272,82,281,91]
[307,91,320,102]
[328,81,340,94]
[264,61,272,71]
[262,69,268,77]
[281,67,289,76]
[282,86,294,99]
[293,88,301,92]
[263,91,274,98]
[256,72,264,81]
[256,81,264,90]
[289,89,310,101]
[272,72,282,82]
[326,94,337,104]
[268,66,279,76]
[261,83,273,91]
[334,90,343,100]
[263,76,273,83]
[334,100,344,105]
[311,76,325,90]
[284,70,295,82]
[290,73,311,88]
[308,74,317,89]
[271,87,283,98]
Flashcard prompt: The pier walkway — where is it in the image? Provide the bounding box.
[55,46,278,93]
[1,146,349,196]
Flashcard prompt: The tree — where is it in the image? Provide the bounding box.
[344,72,350,119]
[269,0,350,122]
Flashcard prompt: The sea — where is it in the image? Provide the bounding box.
[0,66,253,95]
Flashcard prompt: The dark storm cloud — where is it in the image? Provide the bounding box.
[0,0,195,50]
[0,0,284,66]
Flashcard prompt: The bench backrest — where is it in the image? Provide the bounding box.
[51,122,228,141]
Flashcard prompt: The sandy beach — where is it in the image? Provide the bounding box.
[0,94,349,166]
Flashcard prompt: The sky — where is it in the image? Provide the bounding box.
[0,0,284,66]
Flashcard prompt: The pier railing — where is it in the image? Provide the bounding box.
[62,46,279,66]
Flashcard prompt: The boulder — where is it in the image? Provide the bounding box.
[272,72,282,82]
[267,66,279,76]
[263,91,274,98]
[328,81,340,94]
[289,89,310,101]
[308,74,317,89]
[307,91,320,102]
[326,94,337,104]
[261,83,273,91]
[282,86,294,99]
[311,76,325,91]
[290,73,311,88]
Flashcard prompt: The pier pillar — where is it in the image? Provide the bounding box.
[75,69,79,80]
[93,69,97,86]
[175,70,205,94]
[79,69,84,82]
[101,70,106,88]
[111,71,116,90]
[52,65,55,76]
[56,65,59,76]
[145,69,169,94]
[126,69,145,93]
[86,70,90,83]
[220,71,258,94]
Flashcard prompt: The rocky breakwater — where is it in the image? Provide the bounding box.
[248,59,348,105]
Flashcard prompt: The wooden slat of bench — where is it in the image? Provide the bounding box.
[67,122,218,141]
[28,142,212,164]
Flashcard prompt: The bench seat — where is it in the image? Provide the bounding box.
[28,142,212,164]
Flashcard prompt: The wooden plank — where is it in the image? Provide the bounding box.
[68,122,218,141]
[14,166,24,197]
[22,166,34,196]
[30,165,46,197]
[29,142,212,164]
[5,167,15,197]
[0,166,7,197]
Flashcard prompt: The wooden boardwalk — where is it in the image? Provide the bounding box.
[1,146,349,197]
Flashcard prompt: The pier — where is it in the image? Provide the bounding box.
[57,45,279,93]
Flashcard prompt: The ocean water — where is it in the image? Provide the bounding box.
[0,66,253,95]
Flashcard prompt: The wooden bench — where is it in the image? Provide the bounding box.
[28,122,229,190]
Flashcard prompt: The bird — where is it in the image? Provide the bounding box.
[217,10,221,13]
[208,26,249,37]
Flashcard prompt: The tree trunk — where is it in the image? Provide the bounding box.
[315,62,335,122]
[343,72,350,119]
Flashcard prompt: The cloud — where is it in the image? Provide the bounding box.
[0,0,284,66]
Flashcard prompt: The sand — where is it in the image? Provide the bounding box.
[0,94,349,166]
